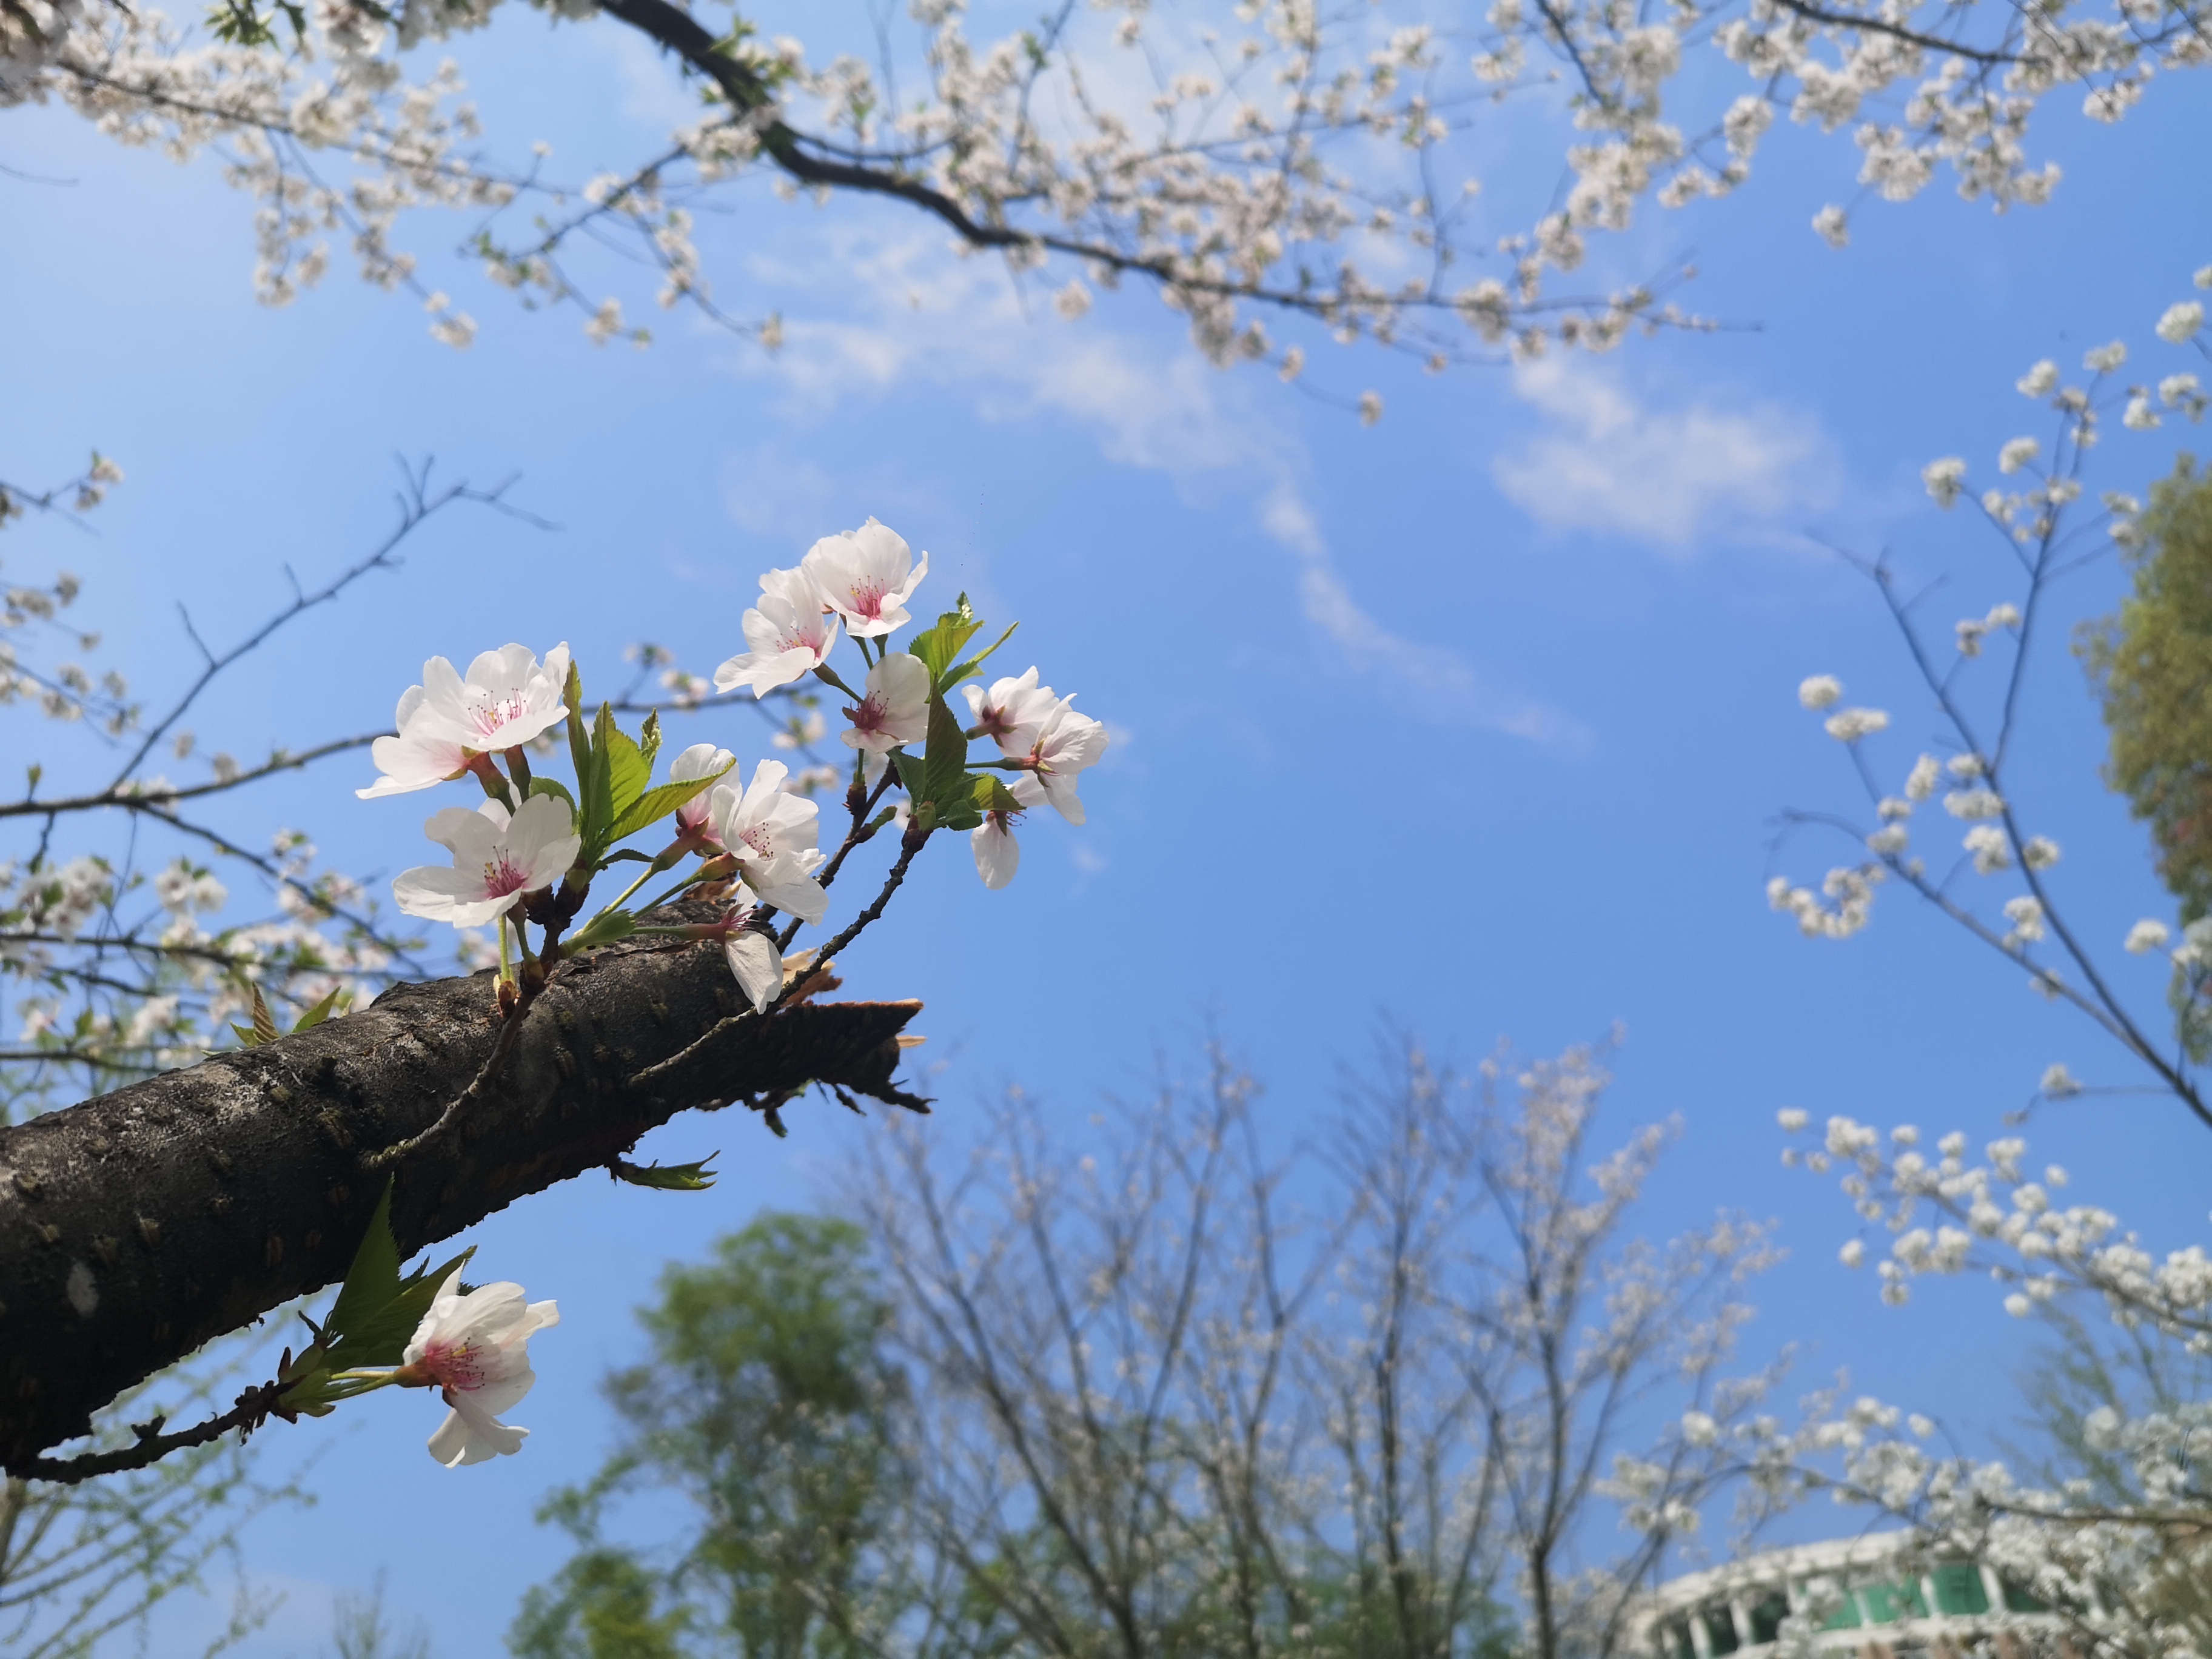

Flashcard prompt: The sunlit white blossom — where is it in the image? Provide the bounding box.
[840,654,931,754]
[713,566,840,698]
[402,1272,559,1467]
[1943,788,2003,821]
[2125,917,2171,954]
[2157,301,2204,344]
[1963,824,2011,873]
[412,644,572,754]
[971,811,1020,890]
[667,743,735,842]
[391,795,580,928]
[1797,674,1842,710]
[799,519,929,638]
[1008,697,1109,825]
[721,907,783,1013]
[358,684,475,799]
[707,761,827,924]
[1824,707,1888,742]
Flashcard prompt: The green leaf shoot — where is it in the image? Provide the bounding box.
[609,1154,720,1191]
[608,759,732,844]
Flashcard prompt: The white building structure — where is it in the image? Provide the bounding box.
[1637,1533,2068,1659]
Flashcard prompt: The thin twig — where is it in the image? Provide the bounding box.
[105,461,541,791]
[6,1382,288,1485]
[628,831,930,1094]
[0,734,381,820]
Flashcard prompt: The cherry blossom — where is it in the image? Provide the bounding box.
[2125,919,2171,954]
[2157,301,2204,344]
[12,0,2210,388]
[964,667,1060,754]
[1823,707,1888,742]
[1008,699,1110,826]
[800,520,928,638]
[357,684,472,799]
[972,812,1020,890]
[712,568,840,697]
[666,743,734,844]
[390,794,580,927]
[1922,458,1968,508]
[706,761,827,924]
[399,1271,560,1467]
[840,655,930,754]
[413,644,572,753]
[721,905,783,1013]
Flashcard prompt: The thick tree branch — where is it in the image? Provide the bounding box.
[589,0,1561,331]
[0,908,922,1467]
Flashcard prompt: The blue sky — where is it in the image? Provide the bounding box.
[5,10,2212,1652]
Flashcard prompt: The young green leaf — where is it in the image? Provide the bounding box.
[908,595,986,686]
[564,659,590,764]
[609,1154,719,1191]
[564,908,637,954]
[922,694,970,808]
[324,1180,404,1346]
[891,749,928,804]
[580,702,618,858]
[603,717,651,823]
[328,1250,474,1370]
[940,621,1021,691]
[606,759,732,844]
[319,1179,476,1369]
[526,775,578,817]
[289,984,350,1035]
[230,983,281,1048]
[935,799,985,833]
[639,709,662,769]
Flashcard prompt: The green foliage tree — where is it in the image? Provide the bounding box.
[2079,457,2212,1059]
[2082,457,2212,924]
[512,1214,909,1659]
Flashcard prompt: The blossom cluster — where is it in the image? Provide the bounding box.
[1766,282,2212,993]
[10,0,2202,373]
[362,517,1105,1014]
[4,825,396,1097]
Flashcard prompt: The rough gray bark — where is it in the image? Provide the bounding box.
[0,924,923,1467]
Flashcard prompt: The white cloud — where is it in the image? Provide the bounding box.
[1492,356,1838,552]
[733,231,1580,745]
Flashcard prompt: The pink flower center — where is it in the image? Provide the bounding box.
[420,1336,489,1394]
[850,692,890,734]
[740,824,773,859]
[470,692,528,739]
[481,852,531,898]
[846,579,888,620]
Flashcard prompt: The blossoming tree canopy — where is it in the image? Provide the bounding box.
[4,0,2205,381]
[0,516,1108,1481]
[1726,277,2212,1658]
